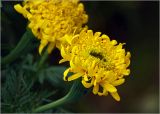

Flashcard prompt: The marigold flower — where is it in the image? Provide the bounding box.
[60,29,131,101]
[14,0,88,54]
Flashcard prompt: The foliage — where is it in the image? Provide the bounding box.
[1,44,74,113]
[1,54,62,112]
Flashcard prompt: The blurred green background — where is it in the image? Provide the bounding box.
[1,1,159,113]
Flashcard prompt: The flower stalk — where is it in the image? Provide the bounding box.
[1,28,34,65]
[36,49,49,71]
[32,79,87,113]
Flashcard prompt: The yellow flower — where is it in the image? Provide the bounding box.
[14,0,88,54]
[60,29,131,101]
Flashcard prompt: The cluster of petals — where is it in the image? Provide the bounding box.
[14,0,88,54]
[14,0,131,101]
[60,29,131,101]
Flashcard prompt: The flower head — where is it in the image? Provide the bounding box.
[60,29,131,101]
[14,0,88,54]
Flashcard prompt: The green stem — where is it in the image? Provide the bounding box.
[33,80,86,113]
[36,49,48,70]
[1,28,35,65]
[33,94,69,113]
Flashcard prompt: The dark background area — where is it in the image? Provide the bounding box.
[1,1,159,113]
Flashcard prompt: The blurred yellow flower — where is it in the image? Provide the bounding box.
[14,0,88,54]
[60,29,131,101]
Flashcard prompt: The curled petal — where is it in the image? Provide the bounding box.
[82,80,93,88]
[93,84,99,94]
[87,30,93,38]
[98,88,108,96]
[59,59,68,64]
[111,40,117,45]
[91,60,96,69]
[70,60,75,68]
[123,69,130,75]
[68,73,82,81]
[71,34,79,44]
[14,4,29,18]
[63,68,70,81]
[72,46,78,54]
[112,79,125,86]
[126,52,131,67]
[94,32,101,39]
[64,34,73,44]
[93,79,97,86]
[101,34,110,41]
[103,83,117,93]
[84,59,90,68]
[39,39,48,54]
[110,92,120,101]
[47,42,55,54]
[61,45,67,58]
[84,74,89,81]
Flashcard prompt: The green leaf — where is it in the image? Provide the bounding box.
[1,58,58,113]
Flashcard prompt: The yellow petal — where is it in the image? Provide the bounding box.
[102,71,111,80]
[78,3,84,11]
[91,60,96,69]
[87,30,93,38]
[73,27,78,35]
[68,73,82,81]
[101,34,110,41]
[56,41,61,50]
[72,46,78,54]
[126,52,131,66]
[84,74,89,81]
[126,52,131,58]
[71,34,79,44]
[59,59,68,64]
[88,61,96,75]
[84,59,90,67]
[115,59,125,66]
[104,83,117,92]
[112,79,125,86]
[94,32,101,38]
[47,43,55,54]
[98,88,108,96]
[64,35,72,44]
[61,45,67,58]
[39,44,45,55]
[70,60,75,68]
[126,59,131,68]
[93,84,99,94]
[81,80,93,88]
[63,68,70,81]
[111,40,117,45]
[14,4,29,18]
[94,79,97,86]
[74,56,80,65]
[110,92,120,101]
[123,69,130,75]
[31,0,45,5]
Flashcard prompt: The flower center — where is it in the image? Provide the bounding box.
[89,51,106,62]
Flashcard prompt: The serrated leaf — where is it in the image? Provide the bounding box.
[1,63,58,113]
